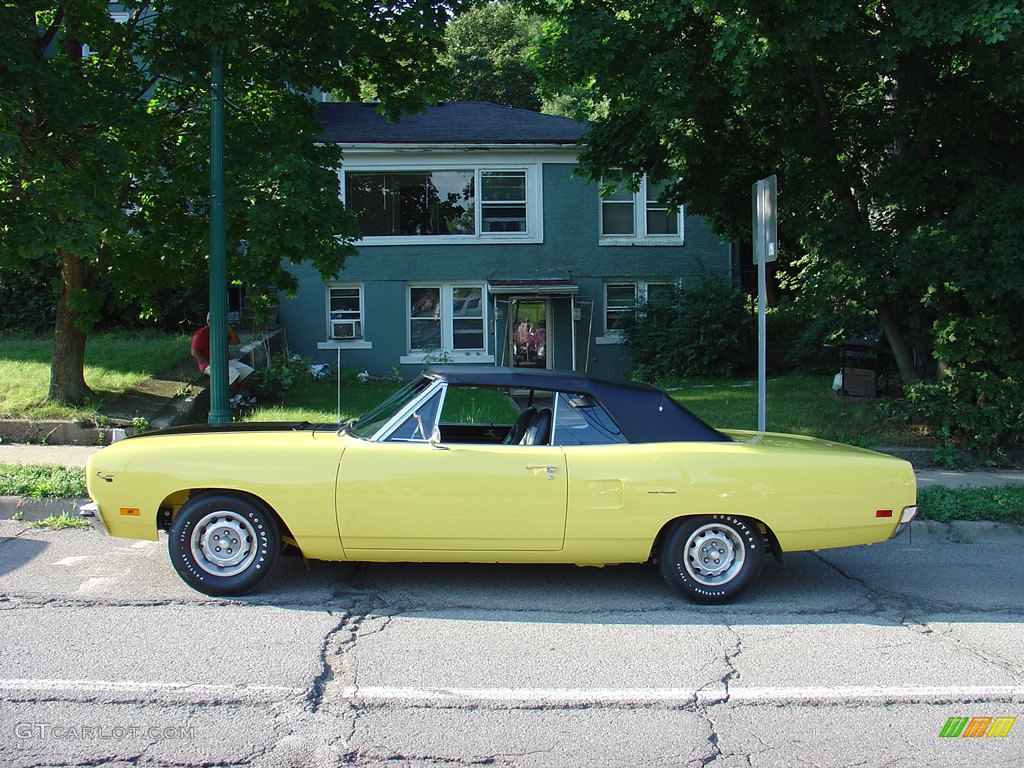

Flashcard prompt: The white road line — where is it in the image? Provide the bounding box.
[341,684,1024,706]
[0,678,304,702]
[4,680,1022,706]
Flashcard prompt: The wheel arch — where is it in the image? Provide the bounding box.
[650,513,781,563]
[158,488,297,545]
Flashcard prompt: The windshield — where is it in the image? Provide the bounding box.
[348,376,435,439]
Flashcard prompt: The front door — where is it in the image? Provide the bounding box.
[336,441,567,551]
[510,299,548,368]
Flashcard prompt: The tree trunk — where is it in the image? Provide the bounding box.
[877,298,920,387]
[47,249,91,406]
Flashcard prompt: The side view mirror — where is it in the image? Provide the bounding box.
[429,426,448,450]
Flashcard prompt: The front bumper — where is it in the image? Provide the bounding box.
[78,501,109,536]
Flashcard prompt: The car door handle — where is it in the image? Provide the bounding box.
[526,465,558,473]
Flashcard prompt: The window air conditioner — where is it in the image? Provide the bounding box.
[330,320,362,340]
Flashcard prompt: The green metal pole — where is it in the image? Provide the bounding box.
[208,44,230,424]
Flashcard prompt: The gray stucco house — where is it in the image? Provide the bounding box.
[278,102,735,380]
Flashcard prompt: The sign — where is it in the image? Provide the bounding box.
[752,175,777,433]
[753,175,778,264]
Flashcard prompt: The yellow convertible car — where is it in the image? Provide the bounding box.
[81,366,917,603]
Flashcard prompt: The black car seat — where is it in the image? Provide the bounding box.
[503,407,537,445]
[522,408,552,446]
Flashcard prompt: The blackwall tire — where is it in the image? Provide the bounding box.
[659,515,764,604]
[168,493,280,596]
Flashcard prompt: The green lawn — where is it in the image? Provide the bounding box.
[0,333,191,420]
[248,369,931,449]
[246,375,405,424]
[669,374,931,447]
[1,330,930,449]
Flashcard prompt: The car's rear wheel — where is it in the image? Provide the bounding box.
[168,492,280,596]
[659,515,763,604]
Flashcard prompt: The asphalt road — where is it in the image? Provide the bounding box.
[1,521,1021,767]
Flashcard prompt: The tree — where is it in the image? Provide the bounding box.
[0,0,459,405]
[531,1,1024,449]
[440,0,542,110]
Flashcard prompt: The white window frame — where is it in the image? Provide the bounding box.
[400,282,494,364]
[341,164,542,245]
[597,280,678,344]
[599,175,684,245]
[317,283,372,351]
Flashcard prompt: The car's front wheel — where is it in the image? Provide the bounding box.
[168,492,280,596]
[659,515,764,604]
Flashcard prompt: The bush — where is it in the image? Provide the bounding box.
[908,371,1024,458]
[906,311,1024,457]
[918,485,1024,525]
[0,266,58,334]
[251,353,311,402]
[619,277,747,381]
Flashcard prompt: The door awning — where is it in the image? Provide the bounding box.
[488,279,579,296]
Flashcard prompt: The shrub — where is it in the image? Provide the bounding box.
[906,311,1024,456]
[251,353,311,402]
[619,277,747,381]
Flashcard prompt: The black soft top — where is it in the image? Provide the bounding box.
[425,366,730,444]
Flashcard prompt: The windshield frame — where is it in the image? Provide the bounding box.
[348,375,438,440]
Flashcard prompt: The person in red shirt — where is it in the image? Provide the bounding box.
[191,314,255,397]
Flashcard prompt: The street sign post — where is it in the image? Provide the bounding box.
[753,175,778,433]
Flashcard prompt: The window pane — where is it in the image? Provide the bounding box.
[646,209,678,235]
[646,282,676,303]
[346,171,474,236]
[410,287,441,351]
[481,171,526,201]
[329,288,361,320]
[452,287,482,318]
[410,287,440,318]
[605,283,637,330]
[345,173,390,235]
[602,201,635,235]
[553,392,627,446]
[482,204,527,232]
[410,320,442,350]
[387,389,443,442]
[645,179,678,235]
[452,287,484,350]
[603,184,634,201]
[606,283,637,310]
[452,319,484,350]
[646,178,671,200]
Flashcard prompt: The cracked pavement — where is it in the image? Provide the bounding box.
[0,519,1022,767]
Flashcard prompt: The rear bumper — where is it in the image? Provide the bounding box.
[78,501,109,536]
[891,505,918,538]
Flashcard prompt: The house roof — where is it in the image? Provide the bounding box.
[317,102,589,146]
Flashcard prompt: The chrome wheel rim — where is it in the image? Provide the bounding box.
[684,523,746,586]
[190,510,258,577]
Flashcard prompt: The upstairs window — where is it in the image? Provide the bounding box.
[343,166,539,242]
[600,176,683,243]
[481,171,527,233]
[345,170,474,237]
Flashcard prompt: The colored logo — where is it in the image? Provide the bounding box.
[940,716,1015,738]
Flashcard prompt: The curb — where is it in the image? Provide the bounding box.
[0,496,90,524]
[902,519,1024,544]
